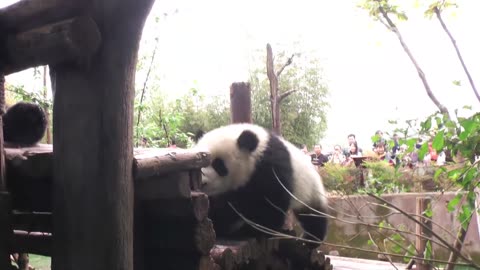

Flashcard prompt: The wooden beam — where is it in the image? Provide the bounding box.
[4,145,211,212]
[0,0,84,33]
[1,16,101,75]
[4,145,210,183]
[12,211,52,233]
[135,172,191,201]
[230,82,252,124]
[5,144,53,181]
[133,148,211,179]
[12,230,51,256]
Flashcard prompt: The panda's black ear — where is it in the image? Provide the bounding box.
[237,130,259,152]
[193,129,205,143]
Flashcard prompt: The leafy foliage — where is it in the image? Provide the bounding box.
[249,51,329,147]
[6,84,52,110]
[134,47,329,148]
[133,85,230,148]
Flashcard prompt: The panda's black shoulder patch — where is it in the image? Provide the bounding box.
[237,130,259,152]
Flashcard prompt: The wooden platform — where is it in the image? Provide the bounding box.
[4,143,335,269]
[328,255,408,270]
[4,144,211,212]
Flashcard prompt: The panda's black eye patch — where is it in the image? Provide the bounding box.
[212,158,228,177]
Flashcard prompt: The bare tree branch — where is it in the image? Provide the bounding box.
[376,2,450,118]
[434,6,480,104]
[279,89,298,102]
[232,202,471,267]
[367,192,479,269]
[276,54,295,77]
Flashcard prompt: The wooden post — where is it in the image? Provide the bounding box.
[0,74,12,270]
[230,82,252,124]
[0,0,85,33]
[1,16,101,75]
[50,1,155,269]
[0,75,6,188]
[0,192,12,270]
[415,197,432,270]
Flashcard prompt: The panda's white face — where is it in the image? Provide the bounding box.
[194,124,269,196]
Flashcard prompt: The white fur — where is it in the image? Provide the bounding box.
[195,123,270,195]
[195,123,327,210]
[280,137,327,209]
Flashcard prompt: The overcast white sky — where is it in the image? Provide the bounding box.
[3,0,480,150]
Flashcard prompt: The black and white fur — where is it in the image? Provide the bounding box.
[194,123,328,246]
[3,102,47,146]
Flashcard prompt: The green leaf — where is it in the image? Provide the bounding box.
[418,142,429,161]
[447,194,462,212]
[459,130,469,141]
[460,204,472,229]
[405,138,417,151]
[461,168,477,186]
[422,117,432,131]
[391,243,402,254]
[460,119,476,134]
[424,241,432,260]
[452,80,461,86]
[447,168,462,181]
[434,167,446,181]
[424,208,433,218]
[391,233,403,242]
[435,116,443,127]
[432,130,444,151]
[405,244,416,259]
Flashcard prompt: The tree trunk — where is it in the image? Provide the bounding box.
[50,1,154,270]
[266,44,280,135]
[265,43,295,135]
[43,66,51,144]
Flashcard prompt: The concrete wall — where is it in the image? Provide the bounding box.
[322,192,480,263]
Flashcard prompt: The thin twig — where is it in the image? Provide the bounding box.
[367,192,479,268]
[434,6,480,103]
[276,54,295,77]
[375,1,450,118]
[279,89,298,102]
[135,36,160,147]
[229,202,471,267]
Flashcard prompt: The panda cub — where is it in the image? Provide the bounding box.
[3,102,47,146]
[194,123,328,246]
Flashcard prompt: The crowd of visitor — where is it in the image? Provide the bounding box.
[304,130,446,169]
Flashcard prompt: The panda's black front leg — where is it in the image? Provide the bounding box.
[295,204,328,249]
